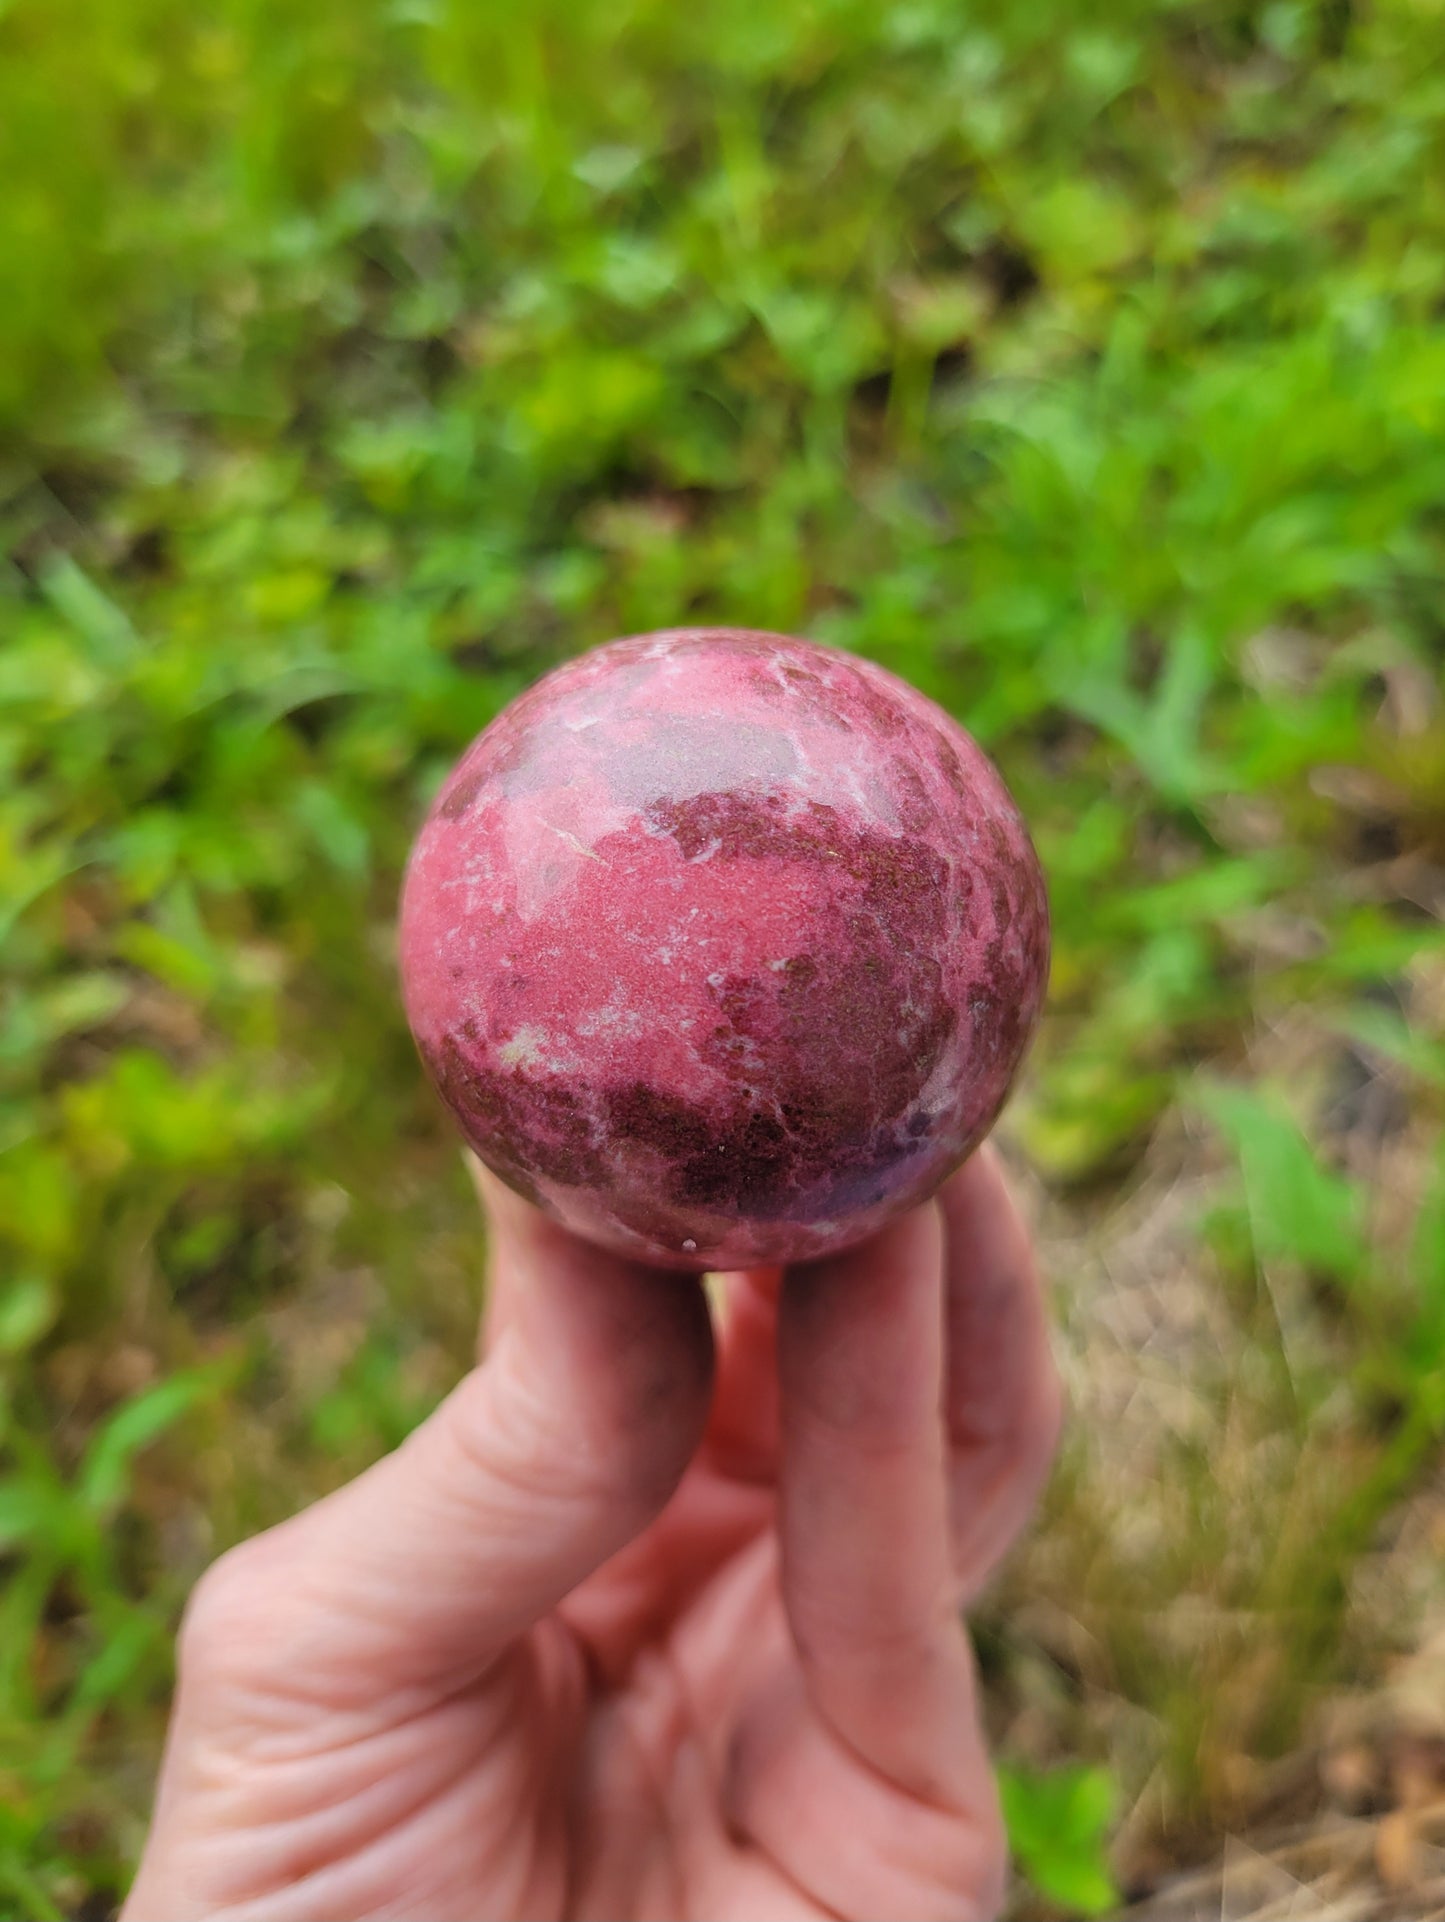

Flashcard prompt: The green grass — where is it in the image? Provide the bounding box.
[3,0,1445,1912]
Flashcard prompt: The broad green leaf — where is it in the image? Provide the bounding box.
[1195,1083,1369,1281]
[37,555,139,669]
[0,1852,66,1922]
[999,1764,1120,1918]
[0,1276,57,1356]
[0,1480,60,1552]
[78,1371,223,1516]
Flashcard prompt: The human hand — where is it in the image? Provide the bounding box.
[122,1146,1060,1922]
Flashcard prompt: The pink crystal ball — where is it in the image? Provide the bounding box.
[400,630,1049,1271]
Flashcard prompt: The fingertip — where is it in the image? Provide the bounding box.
[779,1202,946,1444]
[469,1152,550,1249]
[938,1140,1008,1219]
[784,1200,944,1320]
[487,1213,716,1517]
[464,1146,492,1204]
[938,1140,1030,1238]
[467,1152,717,1470]
[461,1283,715,1537]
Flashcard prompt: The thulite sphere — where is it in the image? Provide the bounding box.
[400,630,1049,1270]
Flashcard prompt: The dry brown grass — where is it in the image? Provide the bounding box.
[990,957,1445,1916]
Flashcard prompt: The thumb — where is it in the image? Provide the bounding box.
[181,1179,714,1707]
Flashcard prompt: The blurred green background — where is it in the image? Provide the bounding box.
[4,0,1445,1914]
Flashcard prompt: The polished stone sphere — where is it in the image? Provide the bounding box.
[401,629,1049,1270]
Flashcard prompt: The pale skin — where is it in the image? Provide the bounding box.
[123,1146,1061,1922]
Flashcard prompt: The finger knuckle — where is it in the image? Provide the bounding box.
[941,1798,1010,1922]
[177,1534,285,1687]
[893,1804,1008,1922]
[967,1846,1010,1922]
